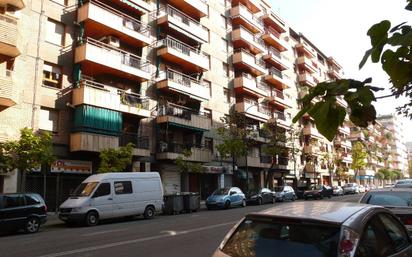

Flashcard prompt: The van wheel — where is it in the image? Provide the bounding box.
[144,206,155,219]
[25,217,40,233]
[85,211,99,226]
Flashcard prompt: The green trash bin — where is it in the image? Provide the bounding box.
[163,193,184,215]
[182,192,200,212]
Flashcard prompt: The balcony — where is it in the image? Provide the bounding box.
[334,137,352,149]
[238,155,264,168]
[349,130,365,141]
[166,0,208,18]
[268,110,290,129]
[157,5,208,43]
[0,0,25,9]
[233,49,266,76]
[235,100,270,122]
[116,0,152,14]
[72,80,150,118]
[269,88,292,109]
[157,36,209,73]
[78,0,152,47]
[261,27,287,52]
[234,74,269,98]
[231,0,261,13]
[157,103,211,132]
[298,72,317,87]
[297,56,317,73]
[328,68,343,80]
[231,26,266,55]
[0,14,19,57]
[261,10,286,33]
[75,38,152,81]
[338,125,351,135]
[157,143,212,162]
[303,125,323,139]
[304,145,321,155]
[70,132,150,156]
[119,134,150,157]
[296,42,316,59]
[263,47,289,71]
[264,68,289,89]
[156,69,210,101]
[0,70,16,108]
[230,4,263,34]
[342,154,353,164]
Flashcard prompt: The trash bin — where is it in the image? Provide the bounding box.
[163,193,184,215]
[182,192,200,213]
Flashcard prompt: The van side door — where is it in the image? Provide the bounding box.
[91,182,113,219]
[113,181,134,217]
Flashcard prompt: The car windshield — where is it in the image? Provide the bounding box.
[222,218,340,257]
[309,185,323,190]
[213,188,230,195]
[367,191,412,207]
[274,187,285,192]
[71,182,99,197]
[345,184,354,187]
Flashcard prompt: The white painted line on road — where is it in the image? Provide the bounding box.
[37,221,236,257]
[82,228,128,237]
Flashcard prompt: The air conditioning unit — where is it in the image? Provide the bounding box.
[99,36,120,48]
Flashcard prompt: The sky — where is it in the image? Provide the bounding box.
[269,0,412,141]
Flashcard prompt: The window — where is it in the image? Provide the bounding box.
[3,195,24,208]
[93,183,111,198]
[221,38,228,53]
[114,181,133,194]
[46,18,65,46]
[39,107,59,133]
[356,222,381,257]
[204,108,212,123]
[205,137,213,152]
[378,213,410,252]
[223,88,230,103]
[42,63,62,89]
[25,195,40,205]
[220,14,227,29]
[367,192,412,207]
[222,62,229,77]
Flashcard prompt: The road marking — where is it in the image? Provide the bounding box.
[38,221,236,257]
[82,228,128,237]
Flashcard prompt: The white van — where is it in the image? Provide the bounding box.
[58,172,163,226]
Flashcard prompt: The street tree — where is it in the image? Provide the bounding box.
[175,149,203,173]
[351,141,368,182]
[0,128,55,191]
[216,110,251,177]
[98,143,134,173]
[293,0,412,141]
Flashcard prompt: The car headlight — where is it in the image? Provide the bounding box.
[251,195,257,199]
[71,207,82,212]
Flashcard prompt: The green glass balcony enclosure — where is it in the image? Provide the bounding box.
[74,105,122,136]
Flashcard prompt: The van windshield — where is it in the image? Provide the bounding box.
[72,182,99,197]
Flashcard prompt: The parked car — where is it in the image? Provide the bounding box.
[364,184,371,192]
[360,188,412,235]
[272,186,295,202]
[303,184,333,200]
[358,185,366,193]
[394,179,412,188]
[246,188,274,205]
[213,202,412,257]
[0,193,47,234]
[206,187,246,210]
[59,172,163,226]
[343,183,359,194]
[332,185,344,196]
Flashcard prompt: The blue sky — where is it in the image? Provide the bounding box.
[269,0,412,140]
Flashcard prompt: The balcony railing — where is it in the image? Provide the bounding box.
[272,88,284,100]
[80,37,151,73]
[243,99,270,115]
[157,142,208,154]
[165,69,207,89]
[0,13,18,56]
[257,81,270,92]
[268,67,283,78]
[158,103,208,120]
[231,3,263,29]
[274,111,286,121]
[158,36,208,58]
[120,134,149,149]
[265,27,281,39]
[235,49,266,69]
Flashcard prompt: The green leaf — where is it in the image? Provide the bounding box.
[406,0,412,11]
[359,49,372,69]
[367,20,391,63]
[308,100,346,141]
[390,22,407,32]
[292,104,311,123]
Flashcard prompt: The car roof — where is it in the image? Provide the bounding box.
[247,201,379,224]
[367,188,412,193]
[84,172,160,182]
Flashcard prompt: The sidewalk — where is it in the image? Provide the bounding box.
[44,201,208,228]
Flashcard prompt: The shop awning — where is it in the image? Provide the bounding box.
[119,0,147,13]
[168,122,208,132]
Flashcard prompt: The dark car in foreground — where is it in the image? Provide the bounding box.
[246,188,274,205]
[360,188,412,235]
[303,184,333,200]
[0,193,47,234]
[213,201,412,257]
[273,186,295,202]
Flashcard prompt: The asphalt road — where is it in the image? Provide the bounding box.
[0,194,363,257]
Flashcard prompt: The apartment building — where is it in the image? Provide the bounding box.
[378,114,409,178]
[0,0,353,207]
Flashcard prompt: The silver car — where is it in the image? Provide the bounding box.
[343,183,359,194]
[213,202,412,257]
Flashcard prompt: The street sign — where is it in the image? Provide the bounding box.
[51,159,92,174]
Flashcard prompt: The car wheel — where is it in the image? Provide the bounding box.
[291,195,295,201]
[144,206,155,219]
[85,211,99,226]
[258,198,262,205]
[271,197,275,204]
[25,217,40,233]
[242,199,246,207]
[224,200,231,209]
[304,197,308,200]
